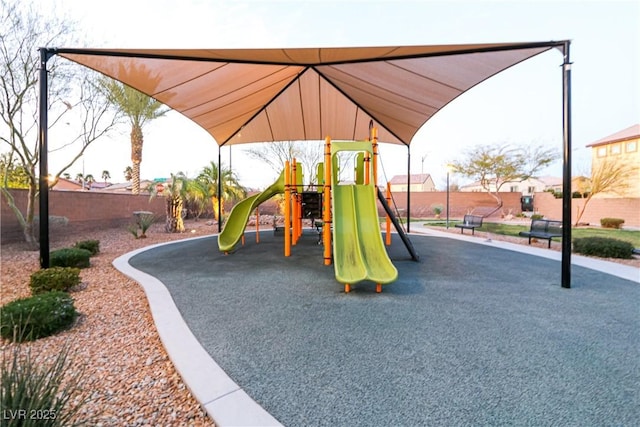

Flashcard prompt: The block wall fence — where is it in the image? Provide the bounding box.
[2,189,638,244]
[531,191,639,228]
[1,189,165,244]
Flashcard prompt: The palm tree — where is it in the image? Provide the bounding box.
[84,174,95,189]
[124,166,133,181]
[75,173,84,183]
[100,76,167,194]
[196,161,246,222]
[184,178,208,221]
[101,170,111,184]
[150,172,188,233]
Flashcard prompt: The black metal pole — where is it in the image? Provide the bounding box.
[406,145,411,233]
[561,41,572,289]
[217,147,222,233]
[38,49,50,269]
[446,171,450,229]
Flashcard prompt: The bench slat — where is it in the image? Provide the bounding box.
[519,219,562,248]
[454,214,483,235]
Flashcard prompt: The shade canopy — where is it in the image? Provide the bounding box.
[56,42,564,146]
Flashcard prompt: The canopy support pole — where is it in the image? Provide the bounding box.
[561,41,573,289]
[217,148,222,233]
[38,49,52,269]
[406,145,411,233]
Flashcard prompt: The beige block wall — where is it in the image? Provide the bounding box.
[532,191,640,228]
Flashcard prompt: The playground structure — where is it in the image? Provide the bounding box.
[218,128,417,292]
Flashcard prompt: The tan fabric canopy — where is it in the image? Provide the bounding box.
[57,42,564,146]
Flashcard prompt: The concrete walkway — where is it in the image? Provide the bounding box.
[114,227,639,427]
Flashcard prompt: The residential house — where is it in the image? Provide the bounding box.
[51,178,84,191]
[585,124,640,198]
[100,180,156,193]
[459,176,563,195]
[389,174,436,192]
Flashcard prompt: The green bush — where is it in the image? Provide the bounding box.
[50,248,91,268]
[573,237,634,259]
[600,217,625,229]
[73,239,100,256]
[29,267,81,295]
[2,344,97,426]
[531,213,544,220]
[0,291,78,342]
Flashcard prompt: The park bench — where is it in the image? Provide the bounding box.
[518,219,563,248]
[455,214,483,235]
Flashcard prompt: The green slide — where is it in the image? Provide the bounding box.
[218,170,285,252]
[331,142,398,285]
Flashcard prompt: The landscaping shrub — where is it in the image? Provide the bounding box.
[73,239,100,256]
[573,237,634,259]
[600,217,625,229]
[50,248,91,268]
[531,213,544,220]
[29,267,81,295]
[0,291,78,342]
[1,343,96,426]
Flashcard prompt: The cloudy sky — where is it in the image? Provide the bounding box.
[42,0,639,189]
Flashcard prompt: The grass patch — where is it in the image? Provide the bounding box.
[426,221,640,247]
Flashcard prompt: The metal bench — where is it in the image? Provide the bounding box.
[518,219,563,248]
[454,214,483,235]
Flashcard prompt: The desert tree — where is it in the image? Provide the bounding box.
[0,153,29,188]
[244,140,323,187]
[450,143,558,213]
[0,0,119,247]
[574,157,636,225]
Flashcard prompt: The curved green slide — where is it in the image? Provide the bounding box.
[218,170,285,252]
[331,141,398,285]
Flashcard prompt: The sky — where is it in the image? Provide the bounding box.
[40,0,639,190]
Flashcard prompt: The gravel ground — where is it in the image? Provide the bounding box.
[1,219,637,426]
[1,220,218,426]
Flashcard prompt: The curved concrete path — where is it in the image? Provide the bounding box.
[114,227,639,426]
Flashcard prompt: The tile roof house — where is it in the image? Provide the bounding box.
[51,178,84,191]
[389,174,436,192]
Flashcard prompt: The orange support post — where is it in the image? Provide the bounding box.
[241,234,245,246]
[376,283,382,293]
[386,182,392,246]
[372,127,379,186]
[292,160,298,245]
[293,193,300,245]
[364,151,371,185]
[323,137,332,266]
[256,207,260,243]
[297,194,303,244]
[284,160,291,257]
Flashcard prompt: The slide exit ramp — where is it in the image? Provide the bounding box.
[218,170,285,253]
[331,141,398,285]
